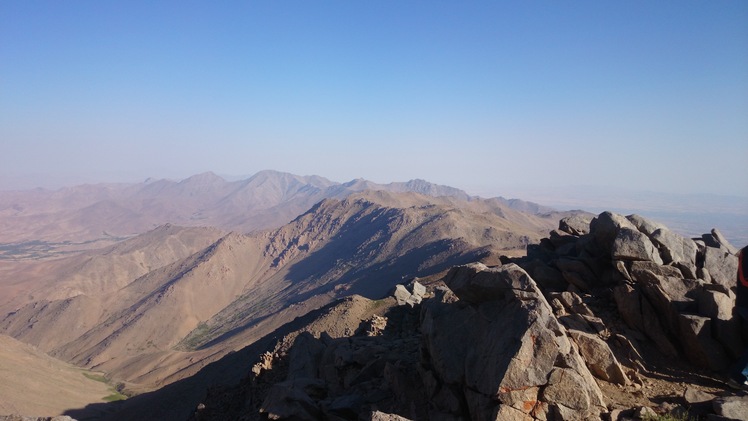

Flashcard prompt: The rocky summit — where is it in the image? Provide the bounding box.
[190,211,747,421]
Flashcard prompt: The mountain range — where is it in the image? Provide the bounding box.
[0,170,552,249]
[3,171,745,421]
[0,171,581,418]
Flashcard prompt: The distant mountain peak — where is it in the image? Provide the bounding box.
[180,171,225,184]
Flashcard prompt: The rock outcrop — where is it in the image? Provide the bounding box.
[521,211,742,373]
[421,263,607,420]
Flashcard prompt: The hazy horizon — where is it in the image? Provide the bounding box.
[2,2,747,198]
[1,168,745,247]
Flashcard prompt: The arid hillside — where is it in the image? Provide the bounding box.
[0,225,225,315]
[0,189,573,401]
[0,334,117,418]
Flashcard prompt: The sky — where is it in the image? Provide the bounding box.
[1,1,747,200]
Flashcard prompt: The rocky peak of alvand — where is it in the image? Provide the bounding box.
[188,211,747,421]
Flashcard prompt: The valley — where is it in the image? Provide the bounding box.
[0,171,580,419]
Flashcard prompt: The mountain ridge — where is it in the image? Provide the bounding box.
[0,170,554,247]
[0,189,572,394]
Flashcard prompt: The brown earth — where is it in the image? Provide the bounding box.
[0,190,576,400]
[0,334,116,418]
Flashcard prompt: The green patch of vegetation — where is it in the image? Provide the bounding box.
[83,371,129,402]
[102,391,127,402]
[368,298,391,312]
[82,372,108,383]
[643,412,695,421]
[177,321,212,351]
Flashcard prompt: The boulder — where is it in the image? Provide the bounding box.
[393,285,411,305]
[424,263,606,419]
[650,228,697,271]
[411,281,426,300]
[634,270,700,311]
[590,211,638,253]
[393,283,423,307]
[626,214,665,237]
[698,289,743,358]
[568,330,628,385]
[541,368,591,411]
[708,229,739,255]
[713,395,748,420]
[441,262,538,305]
[678,314,729,371]
[559,215,593,236]
[613,283,678,357]
[703,247,739,291]
[612,228,663,265]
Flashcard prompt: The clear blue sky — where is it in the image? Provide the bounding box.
[2,1,747,198]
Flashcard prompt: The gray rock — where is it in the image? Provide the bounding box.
[411,281,426,299]
[710,229,739,255]
[713,395,748,420]
[650,228,697,271]
[634,406,657,419]
[552,291,593,316]
[579,314,608,335]
[442,262,538,305]
[590,211,638,253]
[684,387,715,404]
[558,313,596,334]
[634,270,700,308]
[703,247,739,291]
[569,330,628,385]
[627,214,665,237]
[612,228,663,264]
[424,263,605,419]
[629,260,683,279]
[678,313,729,370]
[559,215,593,236]
[614,282,679,357]
[698,289,743,358]
[369,411,413,421]
[541,367,591,411]
[393,284,412,305]
[698,267,713,283]
[615,260,633,281]
[675,262,699,280]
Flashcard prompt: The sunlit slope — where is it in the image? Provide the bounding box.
[0,334,114,417]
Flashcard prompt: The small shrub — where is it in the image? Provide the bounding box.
[82,372,108,383]
[643,412,695,421]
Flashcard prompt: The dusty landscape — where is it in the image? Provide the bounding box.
[0,171,746,420]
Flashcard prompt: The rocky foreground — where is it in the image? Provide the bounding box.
[191,211,747,421]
